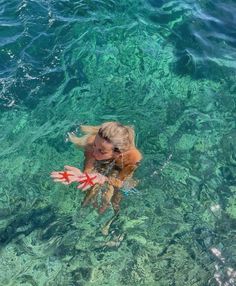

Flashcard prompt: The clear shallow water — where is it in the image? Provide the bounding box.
[0,0,236,285]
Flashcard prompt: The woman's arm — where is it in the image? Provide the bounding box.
[107,164,139,188]
[83,148,96,173]
[107,148,142,188]
[82,135,96,172]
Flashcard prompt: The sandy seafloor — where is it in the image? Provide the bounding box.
[0,0,236,285]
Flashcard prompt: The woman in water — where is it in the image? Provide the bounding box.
[51,122,142,214]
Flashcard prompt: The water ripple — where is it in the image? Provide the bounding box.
[0,0,235,110]
[0,1,236,285]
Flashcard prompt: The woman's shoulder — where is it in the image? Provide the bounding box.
[122,148,142,166]
[84,135,96,156]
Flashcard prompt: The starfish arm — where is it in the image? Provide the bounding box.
[78,173,97,186]
[78,179,87,183]
[77,181,86,189]
[82,181,88,189]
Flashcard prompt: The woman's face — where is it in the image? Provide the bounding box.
[93,135,118,161]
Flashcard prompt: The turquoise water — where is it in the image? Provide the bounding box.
[1,0,236,285]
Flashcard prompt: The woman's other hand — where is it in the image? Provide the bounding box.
[77,172,107,191]
[50,165,83,185]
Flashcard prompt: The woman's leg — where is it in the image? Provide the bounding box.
[99,185,114,214]
[81,184,100,207]
[111,190,122,214]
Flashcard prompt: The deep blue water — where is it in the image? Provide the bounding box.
[0,0,236,285]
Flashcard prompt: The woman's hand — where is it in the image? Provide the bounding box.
[50,165,83,185]
[51,165,107,191]
[77,172,107,191]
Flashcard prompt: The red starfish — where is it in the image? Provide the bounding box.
[78,172,97,189]
[59,171,73,183]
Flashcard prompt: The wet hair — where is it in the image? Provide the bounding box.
[97,122,135,152]
[70,122,135,153]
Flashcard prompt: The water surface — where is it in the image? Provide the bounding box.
[0,0,236,285]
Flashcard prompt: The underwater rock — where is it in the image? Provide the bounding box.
[0,208,13,219]
[40,215,73,241]
[0,206,55,246]
[123,216,148,231]
[220,131,236,166]
[226,195,236,219]
[127,238,145,256]
[166,99,185,125]
[71,267,92,284]
[176,134,197,151]
[128,235,147,246]
[220,166,236,184]
[148,0,165,8]
[94,234,125,250]
[162,162,191,185]
[17,274,37,286]
[62,77,80,95]
[172,49,197,76]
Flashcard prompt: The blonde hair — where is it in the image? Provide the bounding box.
[69,122,135,152]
